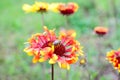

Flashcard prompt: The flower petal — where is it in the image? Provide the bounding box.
[24,48,33,56]
[39,57,47,62]
[58,62,70,70]
[32,56,39,63]
[66,57,78,64]
[22,4,35,13]
[49,54,58,64]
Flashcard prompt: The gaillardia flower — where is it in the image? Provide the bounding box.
[94,26,108,36]
[24,26,83,70]
[106,49,120,72]
[22,2,49,13]
[57,2,78,16]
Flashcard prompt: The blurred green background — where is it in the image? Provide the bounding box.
[0,0,120,80]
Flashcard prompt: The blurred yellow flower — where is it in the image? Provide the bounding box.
[22,2,49,13]
[49,3,59,12]
[24,26,83,70]
[106,49,120,72]
[22,4,36,13]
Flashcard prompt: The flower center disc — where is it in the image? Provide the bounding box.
[37,7,47,12]
[53,40,65,56]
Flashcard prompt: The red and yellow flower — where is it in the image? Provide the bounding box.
[56,2,79,16]
[94,26,108,36]
[24,26,83,70]
[106,49,120,72]
[22,2,49,13]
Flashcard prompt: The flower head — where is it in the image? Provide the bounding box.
[22,2,49,13]
[24,26,83,70]
[57,2,79,16]
[94,26,108,36]
[79,58,86,66]
[106,49,120,72]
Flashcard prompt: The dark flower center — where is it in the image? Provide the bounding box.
[41,40,66,56]
[60,8,74,15]
[95,31,106,36]
[116,57,120,63]
[37,7,47,12]
[53,40,65,56]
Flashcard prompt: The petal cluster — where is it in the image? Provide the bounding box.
[24,26,83,70]
[106,49,120,72]
[22,2,49,13]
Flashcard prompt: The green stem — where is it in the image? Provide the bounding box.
[85,65,91,80]
[66,70,69,80]
[51,64,54,80]
[64,16,69,28]
[41,13,45,27]
[97,36,103,62]
[118,72,120,80]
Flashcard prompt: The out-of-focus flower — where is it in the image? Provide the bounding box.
[24,26,83,70]
[49,3,59,12]
[106,49,120,72]
[60,29,76,38]
[57,2,79,16]
[22,2,49,13]
[79,58,86,65]
[94,26,108,36]
[22,4,36,13]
